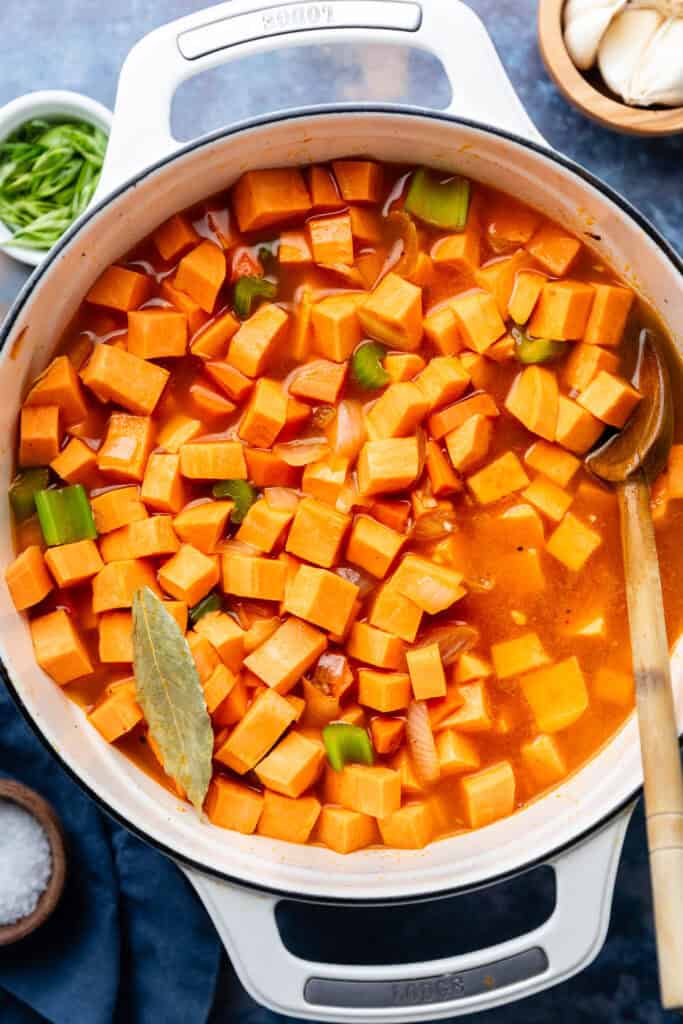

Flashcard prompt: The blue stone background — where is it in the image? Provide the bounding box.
[1,1,682,1021]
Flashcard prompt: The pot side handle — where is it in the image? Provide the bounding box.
[96,0,542,196]
[181,805,632,1023]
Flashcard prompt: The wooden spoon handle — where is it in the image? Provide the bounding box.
[619,474,683,1009]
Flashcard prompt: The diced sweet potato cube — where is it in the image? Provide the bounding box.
[496,503,546,548]
[81,344,168,416]
[173,240,225,313]
[91,486,147,534]
[383,353,425,383]
[30,608,93,684]
[562,343,620,394]
[308,212,354,265]
[523,440,580,488]
[156,414,202,454]
[428,391,498,440]
[389,748,425,795]
[98,610,133,663]
[366,382,429,440]
[445,413,492,474]
[289,357,347,404]
[173,500,231,554]
[522,475,572,523]
[99,516,179,563]
[19,405,61,466]
[508,269,545,324]
[332,160,383,203]
[97,413,154,483]
[159,279,208,336]
[369,584,422,643]
[521,734,566,786]
[255,731,325,798]
[310,294,362,362]
[347,622,405,670]
[425,440,461,497]
[5,545,53,610]
[190,312,241,361]
[194,611,244,672]
[423,306,462,355]
[158,544,219,606]
[521,656,589,732]
[584,283,634,347]
[338,763,401,817]
[317,805,378,854]
[286,496,350,568]
[391,554,465,614]
[283,564,359,635]
[86,265,152,312]
[486,197,540,248]
[346,205,381,245]
[244,617,327,694]
[88,680,143,741]
[467,451,530,505]
[289,283,314,363]
[308,165,344,209]
[547,512,602,571]
[491,632,549,679]
[526,222,581,275]
[236,498,293,554]
[25,355,88,427]
[188,630,220,682]
[368,719,404,758]
[346,514,404,579]
[215,688,297,773]
[189,376,237,418]
[460,761,516,829]
[238,378,287,448]
[436,730,480,775]
[458,352,499,391]
[555,395,603,454]
[455,653,493,684]
[378,802,435,849]
[415,356,470,412]
[179,441,247,480]
[222,553,287,601]
[301,677,340,729]
[431,223,480,274]
[152,212,199,262]
[450,290,505,353]
[232,168,311,232]
[257,791,321,843]
[50,437,97,486]
[45,539,103,588]
[578,370,641,428]
[278,229,312,264]
[140,452,187,514]
[358,668,411,712]
[593,666,635,705]
[435,682,493,733]
[505,366,558,442]
[206,776,264,834]
[301,454,348,507]
[528,280,595,341]
[359,273,423,352]
[406,643,447,701]
[127,309,188,360]
[203,662,237,712]
[228,303,289,377]
[357,437,420,496]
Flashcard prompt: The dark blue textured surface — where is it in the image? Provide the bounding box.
[0,2,682,1022]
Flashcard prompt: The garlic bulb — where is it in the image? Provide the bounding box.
[564,0,627,69]
[563,0,683,107]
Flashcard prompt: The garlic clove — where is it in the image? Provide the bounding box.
[564,0,628,70]
[598,8,664,104]
[630,18,683,106]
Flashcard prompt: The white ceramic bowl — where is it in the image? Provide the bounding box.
[0,90,112,267]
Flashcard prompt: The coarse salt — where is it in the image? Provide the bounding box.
[0,798,52,926]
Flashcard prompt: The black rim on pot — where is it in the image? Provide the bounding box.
[2,103,681,905]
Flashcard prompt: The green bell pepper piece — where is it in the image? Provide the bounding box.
[351,341,389,390]
[189,591,223,624]
[233,275,276,319]
[513,327,566,365]
[9,467,50,521]
[323,722,375,772]
[405,167,471,230]
[34,484,97,546]
[212,479,258,524]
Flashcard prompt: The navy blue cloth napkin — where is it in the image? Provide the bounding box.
[0,684,221,1024]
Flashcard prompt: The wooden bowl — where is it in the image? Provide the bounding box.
[538,0,683,136]
[0,780,66,946]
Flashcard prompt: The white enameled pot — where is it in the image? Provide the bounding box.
[2,2,683,1020]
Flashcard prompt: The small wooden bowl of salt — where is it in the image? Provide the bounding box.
[0,779,66,945]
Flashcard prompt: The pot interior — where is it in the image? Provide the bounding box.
[1,110,682,900]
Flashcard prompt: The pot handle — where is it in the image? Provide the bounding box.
[181,804,632,1022]
[96,0,542,196]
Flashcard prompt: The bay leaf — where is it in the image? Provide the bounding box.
[132,586,213,811]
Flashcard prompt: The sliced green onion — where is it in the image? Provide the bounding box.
[189,591,223,624]
[513,327,566,365]
[212,480,258,524]
[323,722,375,772]
[405,167,471,231]
[351,342,390,390]
[0,117,108,251]
[9,467,50,522]
[233,276,276,319]
[34,484,97,546]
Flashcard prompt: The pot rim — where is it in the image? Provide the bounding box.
[2,102,681,904]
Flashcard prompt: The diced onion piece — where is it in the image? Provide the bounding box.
[417,623,479,666]
[272,438,330,466]
[412,505,457,542]
[328,399,367,461]
[405,701,441,784]
[336,564,375,598]
[264,486,299,511]
[388,210,419,278]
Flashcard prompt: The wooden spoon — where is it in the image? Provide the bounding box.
[587,330,683,1009]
